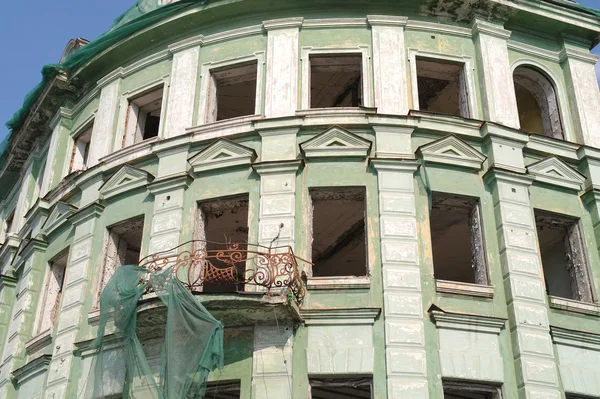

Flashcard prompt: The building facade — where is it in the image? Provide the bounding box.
[1,0,600,398]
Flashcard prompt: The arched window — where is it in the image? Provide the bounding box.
[513,66,564,140]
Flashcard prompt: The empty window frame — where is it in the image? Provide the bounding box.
[69,124,93,173]
[100,216,145,296]
[195,195,249,292]
[534,210,593,302]
[202,381,241,399]
[37,249,69,334]
[430,192,488,285]
[205,62,258,123]
[416,58,469,118]
[310,187,367,277]
[123,86,164,146]
[513,66,563,139]
[444,381,502,399]
[309,377,372,399]
[310,54,363,108]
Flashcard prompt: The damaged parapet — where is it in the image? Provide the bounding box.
[138,239,307,302]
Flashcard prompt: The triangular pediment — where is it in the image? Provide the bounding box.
[527,156,585,191]
[188,139,257,173]
[300,126,372,158]
[417,135,486,170]
[42,202,77,236]
[99,165,155,200]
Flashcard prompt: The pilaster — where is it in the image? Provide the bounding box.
[263,18,302,118]
[472,19,520,129]
[164,42,200,138]
[371,158,429,399]
[251,325,293,399]
[43,201,104,399]
[483,168,562,399]
[578,147,600,258]
[0,239,48,399]
[368,16,409,115]
[560,38,600,147]
[87,79,121,167]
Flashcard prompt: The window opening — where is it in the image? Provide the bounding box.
[430,192,488,285]
[202,381,241,399]
[99,216,145,299]
[38,248,69,334]
[416,58,469,118]
[124,86,164,146]
[309,377,372,399]
[443,381,502,399]
[70,124,93,173]
[206,62,257,123]
[534,210,592,302]
[310,187,367,277]
[310,54,363,108]
[196,195,249,293]
[513,66,563,139]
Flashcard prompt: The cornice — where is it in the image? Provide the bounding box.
[203,25,264,45]
[551,325,600,350]
[49,107,73,130]
[301,307,380,325]
[483,167,534,187]
[67,201,105,226]
[16,238,49,268]
[252,160,303,175]
[370,158,419,173]
[559,47,599,64]
[168,36,203,53]
[0,235,20,268]
[367,15,408,27]
[147,172,193,195]
[25,331,52,357]
[430,309,506,334]
[482,123,529,146]
[0,274,18,290]
[302,18,368,29]
[97,49,171,87]
[10,355,52,384]
[526,134,579,161]
[471,19,511,40]
[405,20,471,37]
[507,41,560,62]
[263,17,304,31]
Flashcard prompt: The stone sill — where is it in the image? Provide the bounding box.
[436,280,494,298]
[549,296,600,316]
[307,276,370,290]
[99,136,159,166]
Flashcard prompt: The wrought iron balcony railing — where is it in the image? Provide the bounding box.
[138,240,307,303]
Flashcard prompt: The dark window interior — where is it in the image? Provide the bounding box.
[310,54,362,108]
[310,377,372,399]
[416,58,468,118]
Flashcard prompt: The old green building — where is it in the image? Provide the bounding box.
[1,0,600,397]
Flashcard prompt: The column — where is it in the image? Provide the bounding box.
[368,16,409,115]
[0,239,48,399]
[263,18,302,118]
[40,112,68,197]
[88,79,121,167]
[560,38,600,147]
[484,168,562,399]
[472,19,520,128]
[43,176,104,399]
[372,159,429,399]
[165,41,200,138]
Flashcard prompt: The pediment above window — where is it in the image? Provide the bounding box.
[300,126,372,159]
[42,202,78,236]
[417,135,486,170]
[99,165,155,200]
[527,156,585,191]
[188,139,257,173]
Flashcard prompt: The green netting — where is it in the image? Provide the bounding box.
[86,265,224,399]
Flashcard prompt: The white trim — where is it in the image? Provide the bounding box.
[306,276,371,290]
[97,49,171,87]
[405,20,471,38]
[203,24,265,46]
[435,280,495,298]
[302,18,368,29]
[408,48,479,119]
[510,58,575,143]
[197,52,265,124]
[507,41,560,62]
[300,45,373,109]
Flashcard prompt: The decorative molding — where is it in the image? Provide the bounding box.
[42,202,78,236]
[430,309,506,334]
[526,156,586,191]
[405,20,471,37]
[67,201,105,227]
[435,280,494,298]
[147,172,193,195]
[168,35,203,53]
[526,134,580,161]
[10,355,52,384]
[483,167,534,187]
[263,17,304,30]
[367,15,408,27]
[302,18,368,29]
[99,164,155,200]
[300,126,372,159]
[188,139,257,173]
[551,326,600,350]
[306,276,371,290]
[559,47,598,64]
[14,238,48,272]
[252,160,303,176]
[97,49,171,87]
[301,308,380,325]
[417,135,486,170]
[471,19,511,40]
[549,296,600,317]
[370,158,420,173]
[0,274,18,290]
[203,25,264,45]
[25,331,52,356]
[507,40,560,62]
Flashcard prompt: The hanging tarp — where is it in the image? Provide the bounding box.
[87,265,224,399]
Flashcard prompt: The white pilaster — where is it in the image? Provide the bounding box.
[12,161,36,234]
[472,19,520,129]
[263,18,302,118]
[251,325,293,399]
[368,16,409,115]
[164,42,200,138]
[372,159,429,399]
[87,80,121,167]
[560,40,600,147]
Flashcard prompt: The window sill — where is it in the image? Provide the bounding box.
[296,107,377,117]
[307,276,370,290]
[549,296,600,316]
[99,136,159,166]
[436,280,494,298]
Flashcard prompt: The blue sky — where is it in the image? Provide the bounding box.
[0,0,599,145]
